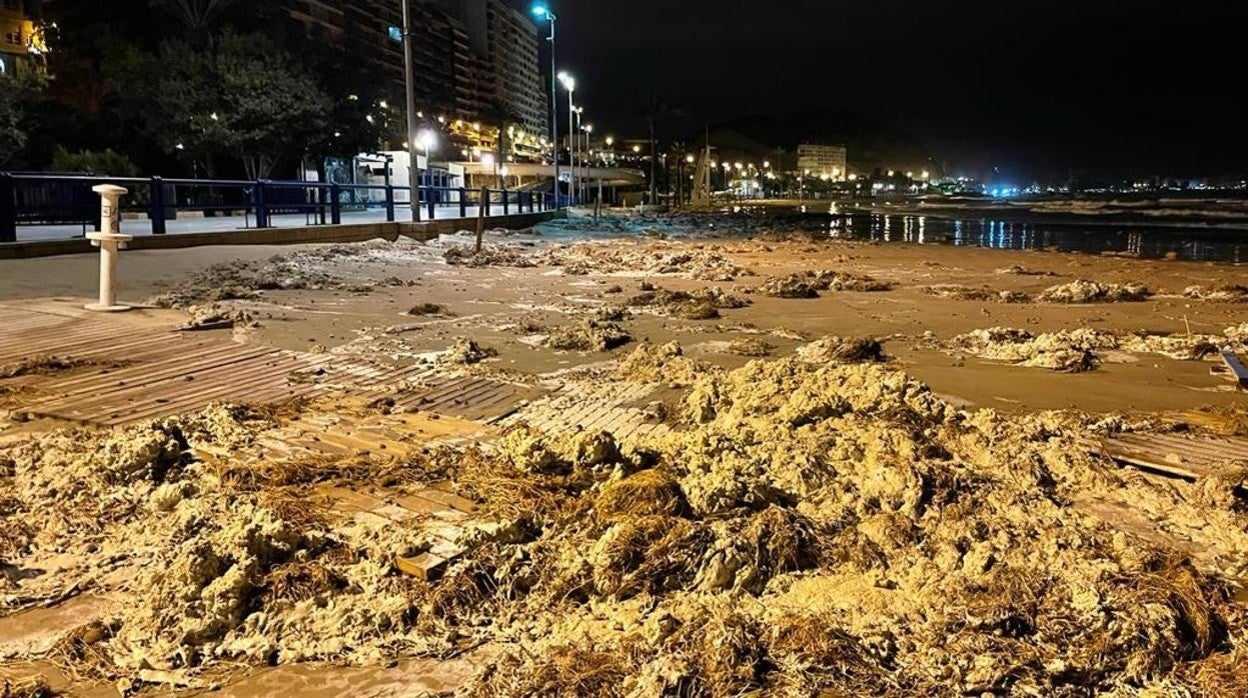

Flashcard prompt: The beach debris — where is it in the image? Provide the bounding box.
[1119,333,1222,360]
[614,341,713,386]
[180,303,256,330]
[1184,285,1248,303]
[443,244,536,268]
[724,337,774,357]
[922,285,1030,303]
[544,319,632,352]
[1037,280,1151,303]
[625,286,750,321]
[755,270,891,298]
[950,327,1118,371]
[405,302,453,317]
[795,336,886,364]
[536,242,753,281]
[443,338,497,364]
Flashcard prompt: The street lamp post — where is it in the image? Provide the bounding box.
[558,72,576,205]
[401,0,421,221]
[531,4,559,208]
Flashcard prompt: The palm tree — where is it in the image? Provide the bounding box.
[640,94,683,205]
[155,0,236,43]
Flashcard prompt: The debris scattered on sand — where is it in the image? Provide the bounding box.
[1184,284,1248,303]
[443,338,497,364]
[614,341,713,386]
[0,356,118,379]
[148,253,348,308]
[536,242,753,281]
[406,303,453,317]
[180,303,257,331]
[625,286,750,321]
[443,244,536,268]
[950,327,1118,371]
[795,336,886,364]
[922,285,1030,303]
[755,270,891,298]
[1037,280,1152,303]
[724,338,774,357]
[5,355,1248,694]
[994,265,1057,276]
[544,319,633,352]
[1119,332,1222,360]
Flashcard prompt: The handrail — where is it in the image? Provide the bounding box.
[0,171,560,243]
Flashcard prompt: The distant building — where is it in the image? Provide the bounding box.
[797,143,847,180]
[0,0,44,77]
[283,0,545,154]
[436,0,547,137]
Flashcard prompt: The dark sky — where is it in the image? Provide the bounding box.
[510,0,1248,180]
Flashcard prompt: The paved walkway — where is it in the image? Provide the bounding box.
[9,204,535,242]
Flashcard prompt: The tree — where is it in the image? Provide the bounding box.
[0,80,25,165]
[479,100,524,187]
[155,31,330,179]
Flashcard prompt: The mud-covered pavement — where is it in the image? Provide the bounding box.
[3,209,1248,695]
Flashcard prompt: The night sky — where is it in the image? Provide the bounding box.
[511,0,1248,180]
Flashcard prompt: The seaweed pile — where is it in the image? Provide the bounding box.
[624,285,750,321]
[1037,280,1152,303]
[755,270,891,298]
[4,360,1248,695]
[950,327,1118,372]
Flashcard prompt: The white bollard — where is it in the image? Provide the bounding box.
[84,184,134,312]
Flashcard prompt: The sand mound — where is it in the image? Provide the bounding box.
[951,327,1118,371]
[1037,280,1152,303]
[443,244,536,268]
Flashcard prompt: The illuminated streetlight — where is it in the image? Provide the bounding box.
[686,154,695,164]
[532,3,559,206]
[605,136,614,147]
[633,145,641,153]
[417,128,437,153]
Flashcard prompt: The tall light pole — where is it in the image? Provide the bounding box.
[558,72,576,204]
[531,5,558,207]
[401,0,420,221]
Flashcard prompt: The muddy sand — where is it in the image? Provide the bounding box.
[3,213,1248,695]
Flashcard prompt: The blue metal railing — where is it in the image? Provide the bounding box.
[0,172,561,243]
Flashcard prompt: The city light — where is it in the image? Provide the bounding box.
[633,145,641,153]
[417,128,437,153]
[686,154,695,163]
[605,136,614,146]
[531,3,550,18]
[558,71,575,91]
[481,153,496,167]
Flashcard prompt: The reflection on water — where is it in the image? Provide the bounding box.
[821,212,1248,263]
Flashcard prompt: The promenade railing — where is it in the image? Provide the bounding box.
[0,172,560,243]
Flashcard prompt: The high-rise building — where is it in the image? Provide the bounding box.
[797,143,848,180]
[282,0,492,124]
[0,0,44,77]
[435,0,547,136]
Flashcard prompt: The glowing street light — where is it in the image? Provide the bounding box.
[686,154,695,164]
[605,136,614,147]
[417,128,437,153]
[532,4,559,206]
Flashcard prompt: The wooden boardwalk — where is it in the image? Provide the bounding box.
[0,305,535,427]
[1084,431,1248,481]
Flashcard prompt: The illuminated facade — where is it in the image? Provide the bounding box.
[436,0,548,137]
[0,0,44,77]
[796,143,848,180]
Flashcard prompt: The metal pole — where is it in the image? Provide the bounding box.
[547,15,559,208]
[567,94,575,205]
[402,0,421,222]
